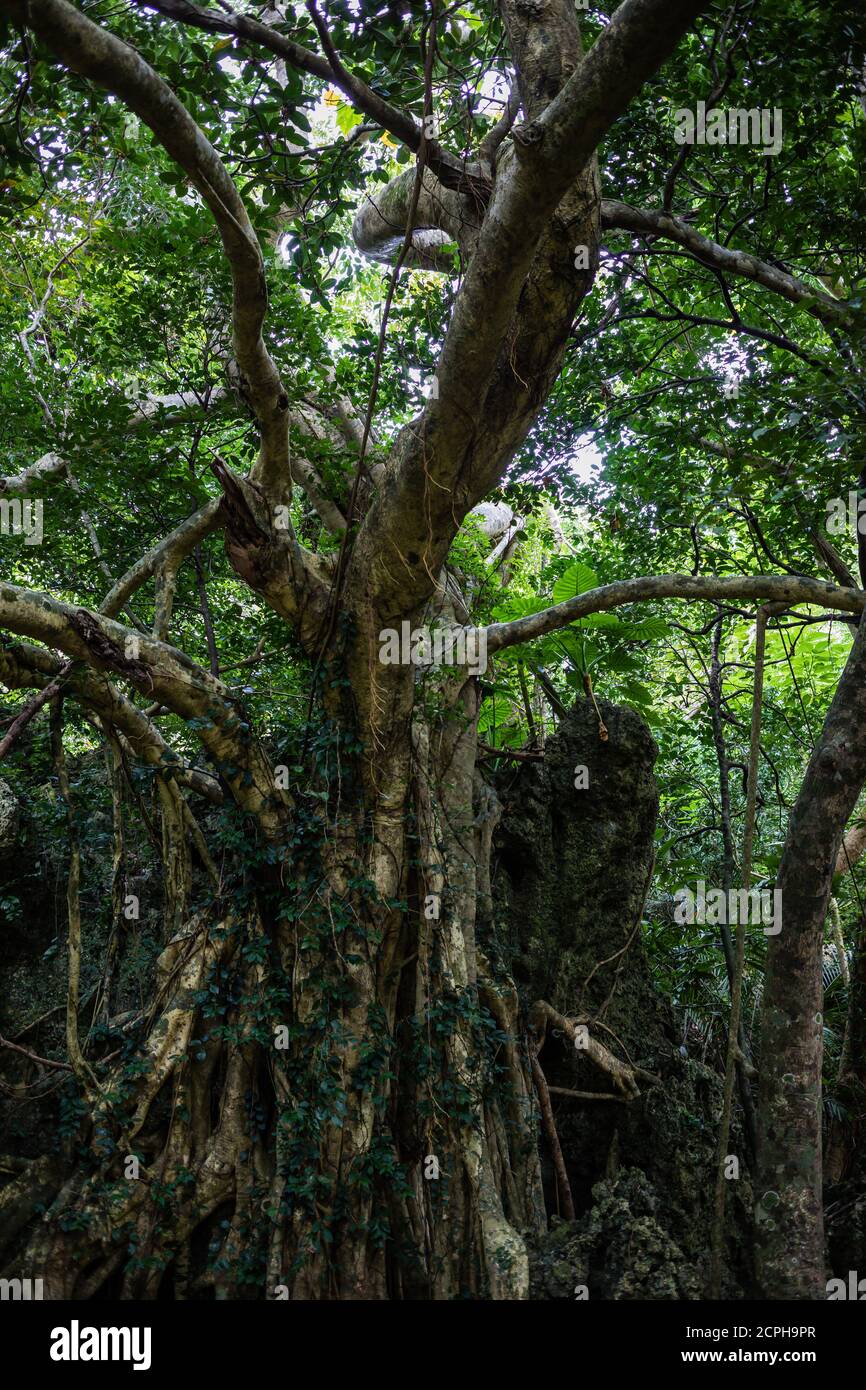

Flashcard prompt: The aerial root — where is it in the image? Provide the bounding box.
[529,999,658,1101]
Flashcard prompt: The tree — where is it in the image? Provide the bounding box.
[0,0,864,1299]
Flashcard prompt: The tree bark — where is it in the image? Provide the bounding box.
[756,611,866,1298]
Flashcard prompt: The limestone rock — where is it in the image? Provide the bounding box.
[0,777,20,856]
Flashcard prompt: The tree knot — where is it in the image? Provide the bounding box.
[512,120,545,148]
[69,609,153,691]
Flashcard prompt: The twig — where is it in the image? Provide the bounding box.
[0,660,73,759]
[529,1046,576,1220]
[548,1086,627,1102]
[478,742,544,762]
[0,1033,72,1072]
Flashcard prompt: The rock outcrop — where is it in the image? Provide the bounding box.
[492,698,753,1298]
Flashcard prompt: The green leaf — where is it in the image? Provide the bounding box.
[575,611,623,631]
[552,561,599,605]
[336,104,363,136]
[616,617,670,641]
[620,680,652,706]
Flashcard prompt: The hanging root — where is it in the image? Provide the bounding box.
[50,698,99,1095]
[123,913,237,1140]
[529,1000,655,1100]
[104,731,126,1022]
[0,910,250,1297]
[529,1043,576,1220]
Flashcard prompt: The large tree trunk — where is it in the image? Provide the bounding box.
[0,625,546,1300]
[270,612,545,1299]
[756,611,866,1299]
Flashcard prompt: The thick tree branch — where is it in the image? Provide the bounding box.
[125,386,230,431]
[601,200,856,331]
[485,574,864,653]
[349,0,707,621]
[530,1000,649,1100]
[287,453,346,534]
[127,389,351,530]
[477,86,520,168]
[208,458,332,648]
[438,0,706,439]
[351,167,467,270]
[0,639,222,802]
[0,451,66,494]
[0,659,72,760]
[100,499,223,619]
[0,586,284,831]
